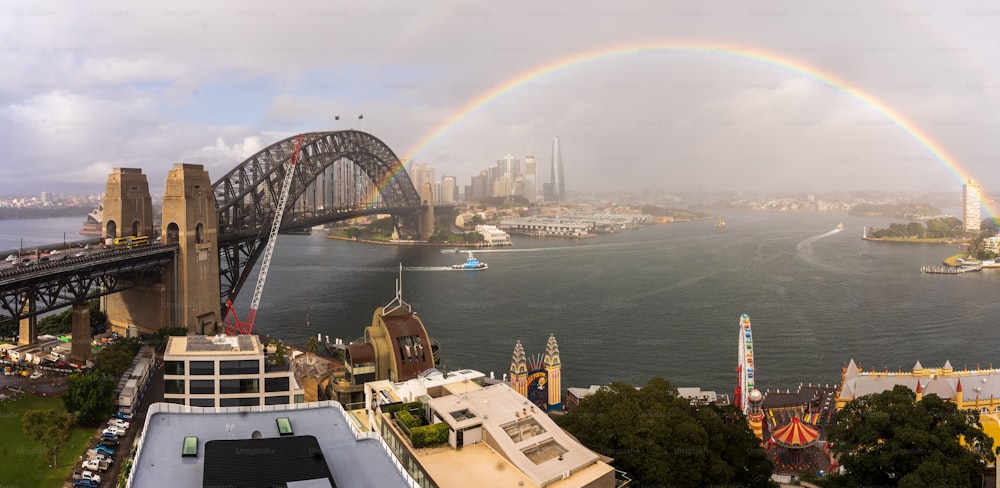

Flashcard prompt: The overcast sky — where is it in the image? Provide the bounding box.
[2,0,999,197]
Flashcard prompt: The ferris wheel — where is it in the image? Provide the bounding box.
[735,313,756,415]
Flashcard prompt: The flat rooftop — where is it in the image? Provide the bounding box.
[165,334,263,356]
[130,401,412,488]
[424,383,607,487]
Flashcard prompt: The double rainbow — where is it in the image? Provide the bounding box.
[373,41,992,217]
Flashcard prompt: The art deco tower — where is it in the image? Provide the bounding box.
[543,334,562,411]
[550,137,565,203]
[509,340,528,397]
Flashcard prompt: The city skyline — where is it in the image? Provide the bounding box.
[2,3,1000,198]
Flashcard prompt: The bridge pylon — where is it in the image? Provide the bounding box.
[161,164,222,335]
[419,182,435,240]
[103,168,154,240]
[104,169,169,336]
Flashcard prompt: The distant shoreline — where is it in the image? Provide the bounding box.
[861,236,967,245]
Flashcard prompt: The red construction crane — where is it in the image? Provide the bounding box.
[224,134,304,335]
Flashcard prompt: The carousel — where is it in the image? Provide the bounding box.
[767,416,832,474]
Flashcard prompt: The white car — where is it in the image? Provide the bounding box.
[29,372,42,380]
[4,254,16,262]
[72,470,101,483]
[107,419,129,429]
[102,426,125,437]
[81,459,110,471]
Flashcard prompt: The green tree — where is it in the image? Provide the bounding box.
[92,338,142,378]
[303,335,320,356]
[556,377,772,487]
[824,385,994,487]
[62,371,117,424]
[22,409,77,468]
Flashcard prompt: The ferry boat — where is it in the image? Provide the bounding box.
[452,251,488,270]
[79,204,103,235]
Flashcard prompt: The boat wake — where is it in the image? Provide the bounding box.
[795,228,846,273]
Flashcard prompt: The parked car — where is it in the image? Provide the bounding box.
[95,445,115,456]
[99,438,120,449]
[107,419,129,429]
[102,426,125,437]
[72,470,101,483]
[114,412,134,421]
[73,480,99,488]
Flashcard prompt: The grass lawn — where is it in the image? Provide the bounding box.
[0,394,95,488]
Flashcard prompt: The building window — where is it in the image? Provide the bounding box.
[220,360,260,375]
[220,379,258,394]
[189,361,215,375]
[165,361,184,375]
[265,396,289,406]
[189,380,214,395]
[190,398,214,407]
[164,397,185,405]
[220,397,259,407]
[165,379,185,395]
[264,377,289,392]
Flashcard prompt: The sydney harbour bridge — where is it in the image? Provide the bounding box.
[0,130,451,357]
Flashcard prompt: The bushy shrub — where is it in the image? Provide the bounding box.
[410,423,449,448]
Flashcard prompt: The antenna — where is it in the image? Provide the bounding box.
[382,263,410,316]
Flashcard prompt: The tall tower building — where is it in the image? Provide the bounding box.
[550,137,565,203]
[963,179,982,232]
[543,334,562,411]
[522,155,537,204]
[509,340,528,397]
[440,176,457,204]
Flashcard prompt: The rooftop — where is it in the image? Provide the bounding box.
[422,383,610,487]
[165,335,263,356]
[129,401,412,488]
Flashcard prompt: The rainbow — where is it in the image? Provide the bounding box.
[371,41,994,218]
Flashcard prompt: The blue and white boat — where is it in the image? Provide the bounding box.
[452,251,488,270]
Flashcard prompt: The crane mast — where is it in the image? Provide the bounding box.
[225,134,304,335]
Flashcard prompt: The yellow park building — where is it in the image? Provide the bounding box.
[837,359,1000,444]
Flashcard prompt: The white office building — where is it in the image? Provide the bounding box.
[164,335,304,408]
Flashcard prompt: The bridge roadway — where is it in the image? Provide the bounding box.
[0,244,177,325]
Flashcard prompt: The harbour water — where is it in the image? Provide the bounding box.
[4,212,995,395]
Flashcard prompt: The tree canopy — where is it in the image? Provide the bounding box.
[62,371,117,425]
[22,409,77,468]
[556,377,773,487]
[822,385,994,487]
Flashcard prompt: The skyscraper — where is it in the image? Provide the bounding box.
[440,176,457,204]
[963,179,982,232]
[550,137,565,203]
[522,155,537,204]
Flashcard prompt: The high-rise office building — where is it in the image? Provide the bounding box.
[522,155,537,204]
[440,176,457,204]
[550,137,565,203]
[963,179,982,232]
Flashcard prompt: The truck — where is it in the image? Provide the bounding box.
[82,458,112,472]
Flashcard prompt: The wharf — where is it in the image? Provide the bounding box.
[920,265,982,274]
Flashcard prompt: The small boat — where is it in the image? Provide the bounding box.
[836,222,844,230]
[716,216,726,228]
[452,251,488,270]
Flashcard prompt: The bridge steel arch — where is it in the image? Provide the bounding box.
[212,130,422,314]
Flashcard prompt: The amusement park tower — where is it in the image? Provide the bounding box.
[550,137,565,203]
[510,340,528,397]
